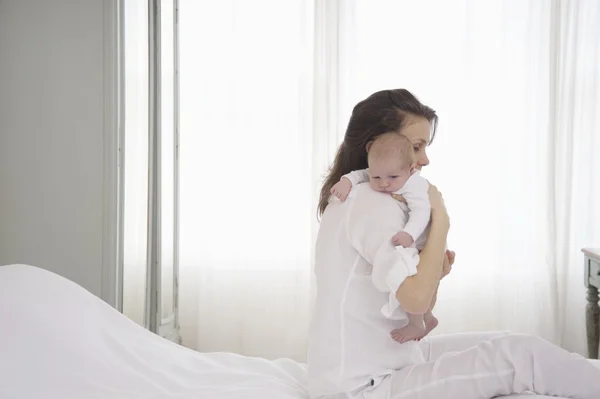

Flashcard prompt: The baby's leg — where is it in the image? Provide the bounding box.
[391,313,426,343]
[421,310,439,339]
[418,282,440,340]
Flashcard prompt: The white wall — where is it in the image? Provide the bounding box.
[0,0,118,300]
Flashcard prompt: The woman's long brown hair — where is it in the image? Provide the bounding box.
[318,89,438,217]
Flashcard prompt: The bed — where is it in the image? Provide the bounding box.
[0,264,596,398]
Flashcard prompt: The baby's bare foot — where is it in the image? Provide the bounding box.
[416,313,439,341]
[391,323,426,344]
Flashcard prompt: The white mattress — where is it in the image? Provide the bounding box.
[0,264,596,399]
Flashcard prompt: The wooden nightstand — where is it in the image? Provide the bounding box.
[584,248,600,359]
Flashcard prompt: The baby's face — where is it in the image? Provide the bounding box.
[368,158,412,193]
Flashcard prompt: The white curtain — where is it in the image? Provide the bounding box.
[124,0,600,361]
[331,0,600,356]
[177,0,316,361]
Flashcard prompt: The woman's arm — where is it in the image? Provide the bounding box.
[429,286,439,311]
[395,185,449,314]
[347,184,449,315]
[419,250,454,312]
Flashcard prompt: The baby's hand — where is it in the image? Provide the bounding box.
[392,231,414,247]
[330,177,352,201]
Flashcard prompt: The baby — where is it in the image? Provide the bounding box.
[330,133,438,343]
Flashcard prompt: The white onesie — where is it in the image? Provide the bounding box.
[343,169,430,247]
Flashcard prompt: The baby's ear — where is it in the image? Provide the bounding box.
[365,141,374,153]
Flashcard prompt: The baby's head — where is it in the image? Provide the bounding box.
[366,133,416,193]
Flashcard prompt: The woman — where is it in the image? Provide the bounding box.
[307,89,600,399]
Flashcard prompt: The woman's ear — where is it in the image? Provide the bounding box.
[365,141,374,153]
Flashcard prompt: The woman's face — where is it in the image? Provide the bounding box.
[399,116,432,170]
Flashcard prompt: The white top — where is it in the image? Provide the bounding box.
[307,184,426,398]
[344,169,430,244]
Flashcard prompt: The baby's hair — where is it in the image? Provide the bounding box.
[367,132,416,169]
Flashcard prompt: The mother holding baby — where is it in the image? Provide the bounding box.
[306,89,600,399]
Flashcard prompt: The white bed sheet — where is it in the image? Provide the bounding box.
[0,264,596,399]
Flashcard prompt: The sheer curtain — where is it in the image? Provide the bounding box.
[127,0,600,360]
[551,0,600,352]
[333,0,600,355]
[177,0,316,361]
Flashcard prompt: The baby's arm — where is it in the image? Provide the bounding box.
[330,169,370,201]
[394,175,430,246]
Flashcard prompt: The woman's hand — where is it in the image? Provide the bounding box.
[441,249,455,279]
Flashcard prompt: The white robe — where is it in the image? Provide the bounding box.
[307,183,600,399]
